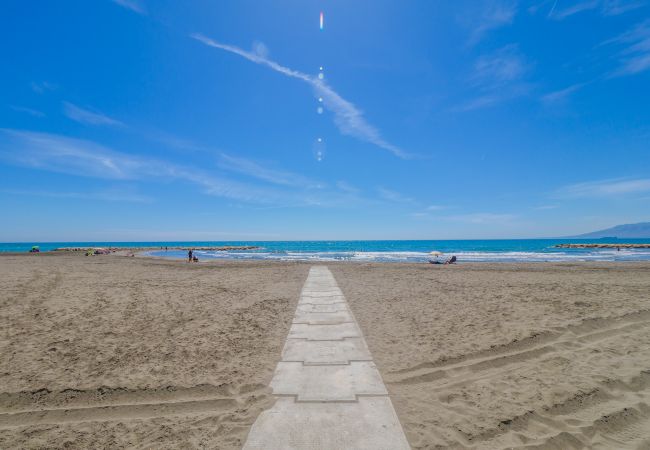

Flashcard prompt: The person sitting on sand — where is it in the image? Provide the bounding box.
[444,255,457,265]
[193,255,199,262]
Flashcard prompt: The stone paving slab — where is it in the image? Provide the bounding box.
[242,397,410,450]
[299,296,347,305]
[288,322,361,340]
[300,291,344,296]
[281,338,372,365]
[302,277,335,282]
[301,296,343,301]
[300,293,344,300]
[293,310,354,324]
[301,287,340,293]
[270,362,387,401]
[242,266,410,449]
[296,303,349,313]
[300,287,337,293]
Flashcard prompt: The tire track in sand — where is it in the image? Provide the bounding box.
[387,309,650,390]
[464,370,650,448]
[0,384,269,428]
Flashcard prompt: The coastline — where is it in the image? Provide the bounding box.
[4,238,650,264]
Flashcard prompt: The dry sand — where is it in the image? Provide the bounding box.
[331,262,650,449]
[0,253,307,449]
[2,254,650,449]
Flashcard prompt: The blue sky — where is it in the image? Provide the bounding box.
[1,0,649,241]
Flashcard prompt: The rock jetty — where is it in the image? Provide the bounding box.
[554,243,650,249]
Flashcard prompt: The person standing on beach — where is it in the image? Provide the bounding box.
[188,249,193,262]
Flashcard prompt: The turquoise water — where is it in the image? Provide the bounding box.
[2,239,650,262]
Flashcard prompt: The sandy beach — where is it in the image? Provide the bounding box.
[331,262,650,448]
[2,253,650,448]
[0,253,308,449]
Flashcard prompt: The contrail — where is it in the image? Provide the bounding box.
[548,0,559,17]
[191,33,408,159]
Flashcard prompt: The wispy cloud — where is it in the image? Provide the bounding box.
[456,45,531,111]
[527,0,554,15]
[466,1,518,45]
[551,0,599,19]
[448,212,518,224]
[601,0,647,15]
[336,181,361,195]
[63,102,125,127]
[191,34,408,158]
[411,210,517,225]
[112,0,146,14]
[453,95,502,112]
[30,81,56,94]
[604,20,650,76]
[0,129,363,208]
[146,131,206,152]
[556,177,650,197]
[471,45,529,87]
[377,187,416,204]
[548,0,646,19]
[217,153,321,188]
[541,83,585,104]
[409,204,449,219]
[2,188,151,203]
[1,130,133,179]
[10,106,45,117]
[0,129,287,204]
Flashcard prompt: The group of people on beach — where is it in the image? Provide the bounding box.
[187,249,199,263]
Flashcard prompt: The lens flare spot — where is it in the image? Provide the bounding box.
[313,137,326,162]
[317,106,324,114]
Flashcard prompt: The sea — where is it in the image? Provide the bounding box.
[2,239,650,263]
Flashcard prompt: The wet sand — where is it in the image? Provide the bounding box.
[2,254,650,448]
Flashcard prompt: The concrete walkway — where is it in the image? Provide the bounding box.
[243,266,410,449]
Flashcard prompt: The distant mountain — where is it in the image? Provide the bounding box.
[568,222,650,239]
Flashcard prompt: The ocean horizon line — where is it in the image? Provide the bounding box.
[3,236,649,245]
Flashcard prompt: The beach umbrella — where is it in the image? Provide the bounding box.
[429,251,443,257]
